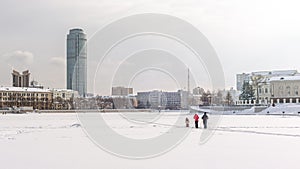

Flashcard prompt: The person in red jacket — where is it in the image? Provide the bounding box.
[193,113,199,128]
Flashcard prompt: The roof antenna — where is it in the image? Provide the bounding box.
[187,68,190,94]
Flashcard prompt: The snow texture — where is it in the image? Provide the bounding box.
[0,111,300,169]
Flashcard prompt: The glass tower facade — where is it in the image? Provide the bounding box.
[66,28,87,97]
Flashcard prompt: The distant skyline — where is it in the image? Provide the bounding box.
[1,0,300,95]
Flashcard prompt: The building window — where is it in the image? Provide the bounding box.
[279,86,283,96]
[294,86,299,95]
[286,86,291,96]
[265,88,268,93]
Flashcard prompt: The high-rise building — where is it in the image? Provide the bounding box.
[236,73,250,91]
[66,28,87,97]
[12,70,30,87]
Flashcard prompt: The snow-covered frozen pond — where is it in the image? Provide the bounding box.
[0,112,300,169]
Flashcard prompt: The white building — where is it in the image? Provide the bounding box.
[137,90,183,109]
[51,89,79,110]
[269,76,300,104]
[51,89,79,100]
[237,70,299,105]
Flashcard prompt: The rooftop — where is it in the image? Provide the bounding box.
[252,70,297,76]
[0,87,51,92]
[269,76,300,82]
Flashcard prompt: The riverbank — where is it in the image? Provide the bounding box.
[40,109,152,113]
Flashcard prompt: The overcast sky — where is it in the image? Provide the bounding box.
[1,0,300,95]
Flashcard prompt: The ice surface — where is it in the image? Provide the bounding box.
[0,112,300,169]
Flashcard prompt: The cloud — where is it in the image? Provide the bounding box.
[50,57,65,66]
[4,50,34,65]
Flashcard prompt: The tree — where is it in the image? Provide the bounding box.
[225,91,233,106]
[239,82,255,100]
[211,90,223,105]
[146,100,151,109]
[201,90,211,106]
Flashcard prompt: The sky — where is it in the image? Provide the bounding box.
[1,0,300,95]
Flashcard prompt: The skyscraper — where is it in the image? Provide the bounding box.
[66,28,87,97]
[12,70,30,87]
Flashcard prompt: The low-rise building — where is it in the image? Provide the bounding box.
[52,89,79,100]
[269,76,300,104]
[237,70,299,105]
[137,90,185,109]
[0,87,52,110]
[0,87,81,110]
[112,87,133,96]
[51,89,79,110]
[29,80,44,89]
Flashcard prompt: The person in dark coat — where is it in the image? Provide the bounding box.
[202,112,209,129]
[193,113,199,128]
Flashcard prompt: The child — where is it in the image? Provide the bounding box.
[185,117,190,127]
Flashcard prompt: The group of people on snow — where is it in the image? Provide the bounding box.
[185,112,209,129]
